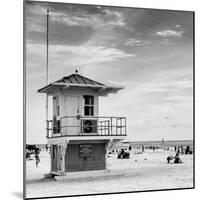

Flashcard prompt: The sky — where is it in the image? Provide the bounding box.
[25,1,193,144]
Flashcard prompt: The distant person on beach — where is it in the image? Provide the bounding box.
[185,145,192,154]
[177,146,180,155]
[174,146,177,152]
[45,144,48,152]
[180,146,184,154]
[35,151,40,167]
[167,156,173,163]
[142,145,144,153]
[121,148,125,154]
[129,146,132,151]
[26,151,30,160]
[174,153,182,164]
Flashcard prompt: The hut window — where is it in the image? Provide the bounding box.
[83,95,94,116]
[53,96,60,116]
[56,105,60,116]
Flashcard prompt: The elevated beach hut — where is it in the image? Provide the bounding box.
[38,72,127,176]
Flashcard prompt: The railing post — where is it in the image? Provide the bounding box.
[120,118,122,135]
[125,117,127,135]
[116,118,118,135]
[103,121,105,135]
[110,117,112,135]
[100,122,102,135]
[108,120,110,135]
[59,118,62,135]
[46,120,49,138]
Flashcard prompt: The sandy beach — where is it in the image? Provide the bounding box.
[26,148,193,198]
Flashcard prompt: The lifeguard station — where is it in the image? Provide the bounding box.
[38,72,126,177]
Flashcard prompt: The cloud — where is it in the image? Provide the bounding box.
[175,24,181,28]
[50,8,126,30]
[27,23,45,33]
[155,39,175,46]
[136,79,193,93]
[102,9,126,27]
[27,43,135,65]
[26,4,129,46]
[65,45,135,64]
[26,4,127,33]
[125,38,175,47]
[125,38,153,46]
[26,3,48,16]
[155,29,184,37]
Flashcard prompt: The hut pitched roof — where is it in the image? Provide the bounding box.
[55,73,104,86]
[38,73,124,95]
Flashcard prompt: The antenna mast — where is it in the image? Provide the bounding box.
[46,10,49,85]
[46,10,49,134]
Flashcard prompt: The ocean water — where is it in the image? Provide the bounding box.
[123,140,193,149]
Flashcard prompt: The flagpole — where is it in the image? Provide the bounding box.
[46,10,49,85]
[46,10,49,136]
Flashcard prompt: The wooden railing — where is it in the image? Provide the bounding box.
[46,116,126,138]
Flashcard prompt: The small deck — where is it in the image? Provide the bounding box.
[46,116,126,138]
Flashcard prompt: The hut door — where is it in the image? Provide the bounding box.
[64,96,80,135]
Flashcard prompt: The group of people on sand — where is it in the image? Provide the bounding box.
[26,145,40,167]
[166,145,192,164]
[117,148,130,159]
[113,144,191,164]
[167,153,182,164]
[174,145,192,155]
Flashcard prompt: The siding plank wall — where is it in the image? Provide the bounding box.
[65,143,105,172]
